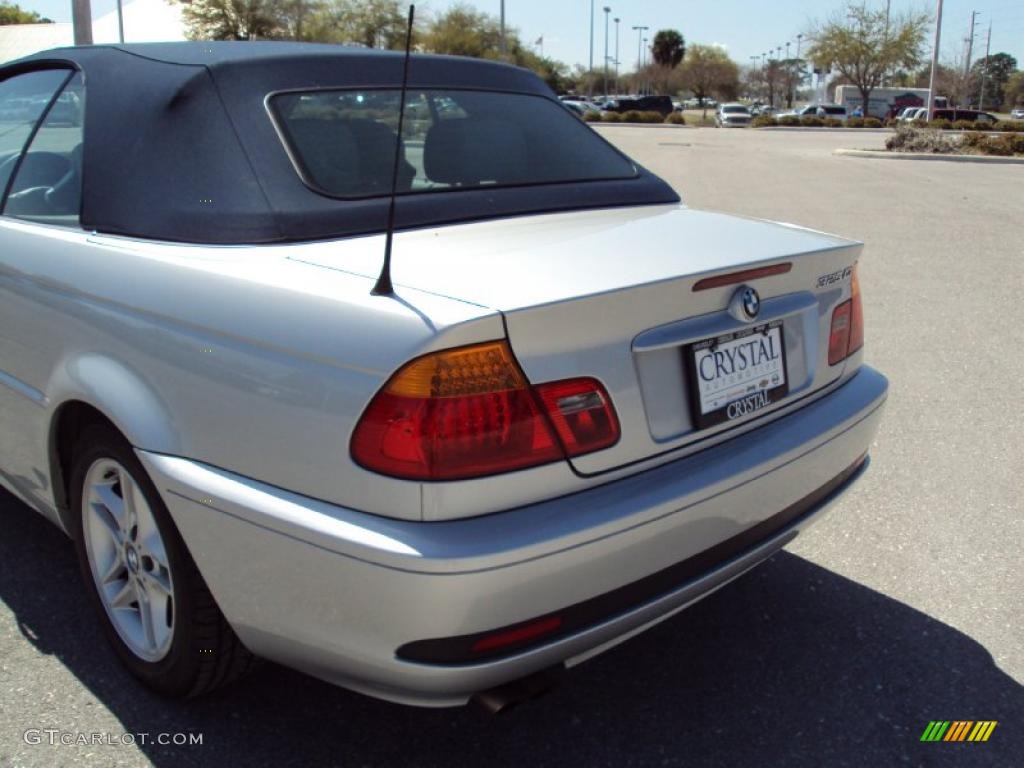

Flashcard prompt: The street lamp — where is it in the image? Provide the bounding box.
[642,37,649,93]
[589,1,594,87]
[632,25,648,73]
[786,41,791,59]
[500,0,506,56]
[603,7,611,98]
[796,33,803,59]
[614,17,620,92]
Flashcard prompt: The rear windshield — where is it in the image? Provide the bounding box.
[269,89,638,199]
[723,106,748,113]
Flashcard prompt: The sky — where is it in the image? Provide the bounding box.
[17,0,1024,71]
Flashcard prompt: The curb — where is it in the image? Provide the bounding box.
[760,127,892,133]
[833,148,1024,164]
[592,122,690,129]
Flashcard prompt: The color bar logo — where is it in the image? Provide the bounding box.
[920,721,997,742]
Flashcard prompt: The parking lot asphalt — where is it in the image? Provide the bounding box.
[2,127,1022,768]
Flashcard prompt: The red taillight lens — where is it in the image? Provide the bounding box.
[848,266,864,355]
[533,378,620,456]
[828,265,865,366]
[828,300,852,366]
[350,341,620,480]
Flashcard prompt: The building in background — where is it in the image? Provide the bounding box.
[0,0,185,64]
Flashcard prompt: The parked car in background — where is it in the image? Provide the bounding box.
[603,94,675,116]
[715,103,753,127]
[1,42,887,710]
[1011,107,1024,120]
[809,104,848,122]
[561,99,600,118]
[930,108,998,124]
[779,104,848,122]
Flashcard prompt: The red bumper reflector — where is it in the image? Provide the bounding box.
[470,616,564,654]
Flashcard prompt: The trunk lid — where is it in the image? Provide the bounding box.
[298,204,863,475]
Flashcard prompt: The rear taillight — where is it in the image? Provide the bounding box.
[828,265,864,366]
[828,301,851,365]
[533,377,619,457]
[848,266,864,355]
[350,340,620,480]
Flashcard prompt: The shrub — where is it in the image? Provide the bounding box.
[582,110,601,122]
[863,117,883,128]
[799,115,825,127]
[617,109,664,123]
[751,114,777,127]
[959,131,989,151]
[886,126,958,153]
[952,119,977,131]
[996,133,1024,154]
[664,111,686,125]
[927,118,952,130]
[823,117,843,128]
[994,120,1024,132]
[846,117,866,127]
[601,111,622,123]
[778,114,800,126]
[884,117,900,128]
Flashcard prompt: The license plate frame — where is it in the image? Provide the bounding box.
[684,320,789,430]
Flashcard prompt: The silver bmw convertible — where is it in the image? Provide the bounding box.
[0,42,887,709]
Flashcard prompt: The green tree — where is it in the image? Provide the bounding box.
[970,53,1017,111]
[421,4,565,91]
[806,1,930,115]
[0,1,52,23]
[1005,71,1024,110]
[651,29,685,69]
[679,44,739,115]
[303,0,407,48]
[181,0,292,40]
[421,4,504,59]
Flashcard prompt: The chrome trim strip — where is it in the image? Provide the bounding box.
[0,369,47,406]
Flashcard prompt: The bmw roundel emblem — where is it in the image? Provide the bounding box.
[741,286,760,320]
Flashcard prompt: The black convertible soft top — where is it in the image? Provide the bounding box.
[6,42,678,244]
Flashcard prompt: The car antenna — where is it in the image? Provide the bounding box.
[371,4,416,297]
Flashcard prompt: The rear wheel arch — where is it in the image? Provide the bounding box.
[49,400,120,534]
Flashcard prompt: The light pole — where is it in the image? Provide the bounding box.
[614,17,620,92]
[785,41,791,59]
[881,0,890,86]
[642,37,649,94]
[603,7,611,98]
[796,33,802,59]
[589,1,594,90]
[632,25,648,73]
[927,0,944,120]
[71,0,93,44]
[500,0,506,56]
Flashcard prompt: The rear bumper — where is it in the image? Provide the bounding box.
[140,366,887,707]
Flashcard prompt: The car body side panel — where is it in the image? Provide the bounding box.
[0,218,512,522]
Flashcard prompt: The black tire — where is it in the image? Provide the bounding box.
[70,423,255,697]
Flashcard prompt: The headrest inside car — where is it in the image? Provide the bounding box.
[424,118,529,186]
